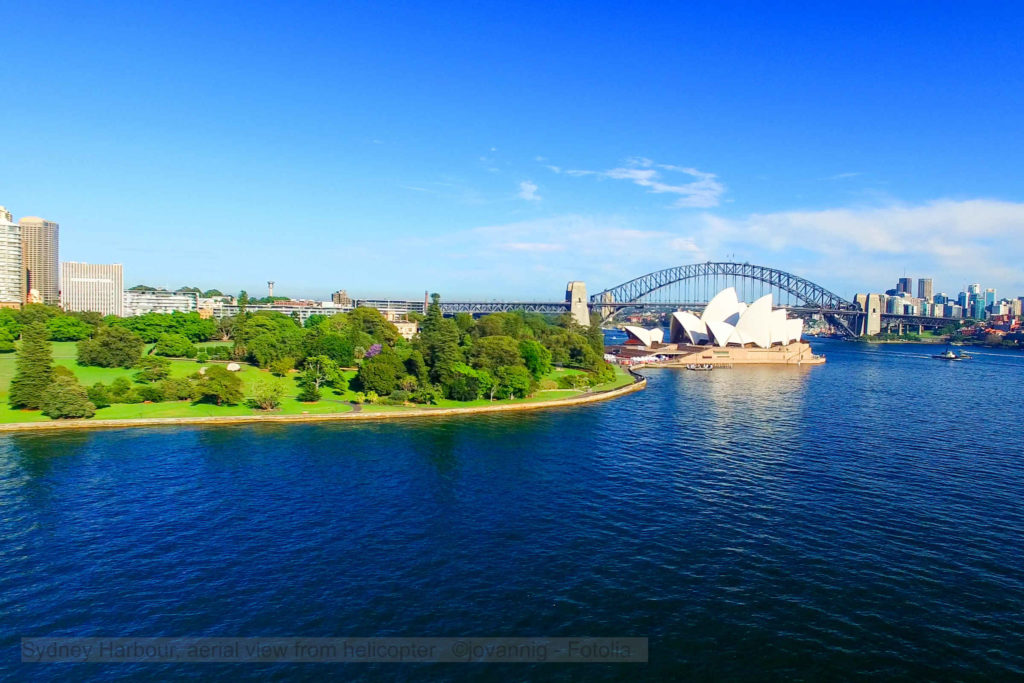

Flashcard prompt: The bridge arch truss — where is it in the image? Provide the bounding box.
[590,262,855,311]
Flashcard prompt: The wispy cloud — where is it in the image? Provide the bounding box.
[518,180,541,201]
[550,157,725,208]
[827,172,863,180]
[700,199,1024,294]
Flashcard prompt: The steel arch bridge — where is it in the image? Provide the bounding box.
[590,262,855,311]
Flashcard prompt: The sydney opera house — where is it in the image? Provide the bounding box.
[616,287,823,366]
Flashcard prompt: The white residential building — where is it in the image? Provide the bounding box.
[123,289,199,317]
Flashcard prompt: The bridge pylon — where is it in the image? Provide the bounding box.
[566,281,590,327]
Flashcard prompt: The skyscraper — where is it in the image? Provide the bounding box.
[984,288,996,307]
[897,277,912,294]
[19,216,59,304]
[917,278,933,302]
[0,207,23,308]
[60,262,123,317]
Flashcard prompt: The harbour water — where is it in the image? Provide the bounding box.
[2,339,1023,679]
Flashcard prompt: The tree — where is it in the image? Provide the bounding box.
[235,313,303,367]
[446,363,493,401]
[0,309,22,340]
[111,312,216,343]
[46,316,93,341]
[153,332,197,358]
[417,294,463,386]
[493,365,535,400]
[347,307,400,345]
[159,377,196,401]
[304,313,327,329]
[136,383,165,402]
[87,382,111,409]
[519,339,552,379]
[298,355,342,401]
[250,378,284,410]
[470,335,523,372]
[69,310,104,327]
[269,357,295,376]
[202,289,223,297]
[454,312,474,333]
[585,314,606,356]
[77,327,144,368]
[107,377,133,403]
[355,348,403,395]
[411,383,441,404]
[194,365,243,405]
[16,303,61,326]
[41,374,96,419]
[0,327,15,353]
[9,322,54,409]
[135,356,172,382]
[303,328,355,366]
[405,349,429,383]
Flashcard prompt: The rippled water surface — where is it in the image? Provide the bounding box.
[2,339,1023,680]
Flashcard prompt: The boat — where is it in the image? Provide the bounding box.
[686,363,714,371]
[932,346,966,361]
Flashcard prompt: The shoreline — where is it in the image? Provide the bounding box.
[0,371,646,433]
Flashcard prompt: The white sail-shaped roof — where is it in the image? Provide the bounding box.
[621,288,805,351]
[769,308,790,345]
[670,311,708,345]
[786,318,803,343]
[730,294,773,348]
[623,326,664,348]
[701,287,742,325]
[706,320,736,347]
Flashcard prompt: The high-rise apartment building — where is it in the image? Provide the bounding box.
[917,278,933,302]
[984,288,996,307]
[60,262,123,316]
[0,207,23,308]
[20,216,59,304]
[968,283,981,295]
[897,277,912,294]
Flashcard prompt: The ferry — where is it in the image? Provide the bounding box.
[932,346,966,361]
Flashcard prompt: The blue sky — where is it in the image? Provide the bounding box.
[2,2,1023,301]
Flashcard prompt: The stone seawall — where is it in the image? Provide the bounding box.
[0,372,646,433]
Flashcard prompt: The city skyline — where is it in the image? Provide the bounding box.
[2,3,1023,299]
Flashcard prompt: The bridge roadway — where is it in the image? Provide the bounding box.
[439,300,951,330]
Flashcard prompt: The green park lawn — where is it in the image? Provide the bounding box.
[0,343,633,423]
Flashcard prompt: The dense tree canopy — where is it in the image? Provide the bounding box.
[3,291,616,419]
[42,373,96,419]
[194,366,243,405]
[78,327,145,368]
[111,312,216,343]
[154,333,197,358]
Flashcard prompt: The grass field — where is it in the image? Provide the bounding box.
[0,342,633,423]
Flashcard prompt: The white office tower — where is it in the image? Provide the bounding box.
[60,262,124,317]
